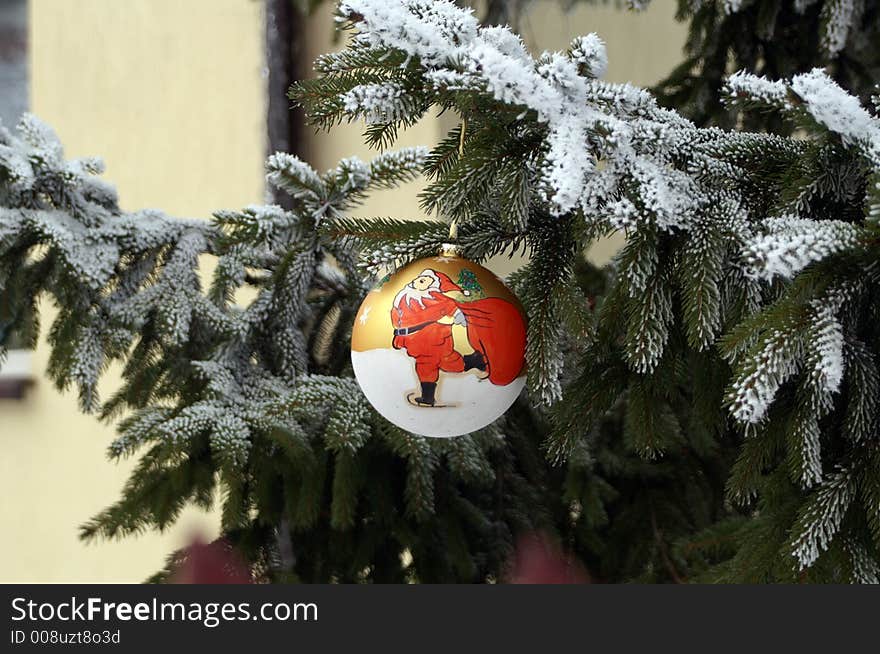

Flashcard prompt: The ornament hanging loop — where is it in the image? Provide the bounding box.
[441,118,467,258]
[439,241,460,258]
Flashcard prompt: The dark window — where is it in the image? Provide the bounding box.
[0,0,27,127]
[0,0,31,397]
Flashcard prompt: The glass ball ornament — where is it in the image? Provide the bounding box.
[351,249,527,437]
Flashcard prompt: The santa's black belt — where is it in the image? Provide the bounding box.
[394,321,434,336]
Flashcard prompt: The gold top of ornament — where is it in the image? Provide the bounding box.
[351,254,523,354]
[439,242,460,258]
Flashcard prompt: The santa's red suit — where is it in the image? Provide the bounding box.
[391,269,526,390]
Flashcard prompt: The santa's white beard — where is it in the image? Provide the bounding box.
[394,283,438,309]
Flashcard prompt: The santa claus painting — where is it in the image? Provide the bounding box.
[390,267,526,408]
[351,256,527,437]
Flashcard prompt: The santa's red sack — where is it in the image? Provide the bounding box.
[457,297,526,386]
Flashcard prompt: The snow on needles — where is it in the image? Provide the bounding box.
[742,215,862,281]
[339,1,720,229]
[338,0,637,217]
[341,82,409,124]
[791,69,880,167]
[728,286,849,427]
[569,34,608,79]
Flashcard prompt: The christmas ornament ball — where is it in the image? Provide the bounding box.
[351,251,527,438]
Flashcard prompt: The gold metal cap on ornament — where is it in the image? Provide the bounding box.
[351,251,527,438]
[439,242,460,258]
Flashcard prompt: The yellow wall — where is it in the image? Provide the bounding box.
[519,1,687,86]
[0,0,265,583]
[1,0,685,582]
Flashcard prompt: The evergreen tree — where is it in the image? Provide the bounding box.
[294,0,880,581]
[647,0,880,128]
[3,0,879,582]
[0,116,555,582]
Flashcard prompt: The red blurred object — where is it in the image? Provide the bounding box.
[507,533,590,584]
[172,537,253,584]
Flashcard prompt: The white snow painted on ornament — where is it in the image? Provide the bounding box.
[352,348,524,438]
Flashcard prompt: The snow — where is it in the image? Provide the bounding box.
[742,215,862,281]
[339,0,479,66]
[351,347,525,438]
[335,156,371,192]
[820,0,857,54]
[542,115,595,214]
[808,302,845,401]
[335,0,768,260]
[728,286,849,426]
[569,34,608,79]
[337,0,642,217]
[728,328,804,424]
[0,110,431,464]
[725,70,790,107]
[790,469,855,569]
[721,0,745,15]
[791,69,880,167]
[266,152,325,201]
[342,82,408,124]
[478,26,531,64]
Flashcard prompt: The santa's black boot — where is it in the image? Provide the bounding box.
[463,351,487,372]
[414,382,437,406]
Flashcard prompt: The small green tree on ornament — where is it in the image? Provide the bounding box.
[457,269,484,299]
